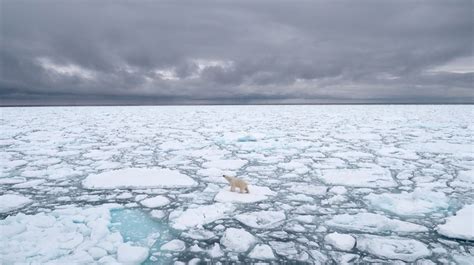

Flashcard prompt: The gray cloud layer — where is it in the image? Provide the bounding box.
[1,0,472,105]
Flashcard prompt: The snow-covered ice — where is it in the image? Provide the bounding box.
[0,194,32,213]
[235,210,285,229]
[356,235,431,262]
[1,105,473,264]
[140,195,170,208]
[326,212,428,233]
[436,204,474,240]
[324,232,356,251]
[82,168,197,189]
[220,228,256,252]
[214,185,276,203]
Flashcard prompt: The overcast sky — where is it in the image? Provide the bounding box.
[1,0,472,105]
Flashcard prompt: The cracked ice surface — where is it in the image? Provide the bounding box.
[1,105,473,264]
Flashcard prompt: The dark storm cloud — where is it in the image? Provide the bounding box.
[0,0,472,105]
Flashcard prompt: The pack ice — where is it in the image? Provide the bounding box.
[1,105,473,264]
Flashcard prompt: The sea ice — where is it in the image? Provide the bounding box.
[82,168,197,189]
[140,195,170,208]
[436,204,474,240]
[202,159,247,170]
[365,188,449,217]
[117,243,149,264]
[214,185,276,203]
[356,235,431,262]
[235,210,286,229]
[324,232,356,251]
[319,167,396,187]
[220,228,256,252]
[325,212,428,233]
[249,244,276,260]
[160,239,186,252]
[0,194,32,213]
[169,203,235,230]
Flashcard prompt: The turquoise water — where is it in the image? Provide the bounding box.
[109,208,176,264]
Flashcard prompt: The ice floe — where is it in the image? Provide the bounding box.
[0,194,32,213]
[324,232,356,251]
[436,204,474,240]
[169,203,235,230]
[235,210,285,229]
[249,244,276,260]
[325,212,428,233]
[220,228,256,252]
[214,185,276,203]
[319,167,396,187]
[82,168,197,189]
[356,235,431,262]
[117,243,149,264]
[365,188,450,217]
[140,195,170,208]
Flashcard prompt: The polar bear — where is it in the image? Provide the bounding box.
[222,175,250,193]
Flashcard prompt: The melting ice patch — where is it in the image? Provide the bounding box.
[82,168,197,189]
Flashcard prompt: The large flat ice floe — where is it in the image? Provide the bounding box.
[356,235,431,262]
[214,185,276,203]
[82,168,197,189]
[365,188,450,217]
[436,204,474,241]
[325,212,428,233]
[319,167,396,187]
[0,194,32,213]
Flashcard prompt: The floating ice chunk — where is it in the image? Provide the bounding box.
[117,243,149,264]
[287,183,327,196]
[160,239,186,252]
[329,186,347,194]
[220,228,256,252]
[88,247,107,260]
[365,188,449,217]
[269,241,298,256]
[208,243,224,258]
[320,167,396,187]
[140,196,170,208]
[377,146,419,160]
[214,185,276,203]
[436,204,474,240]
[249,244,276,260]
[356,235,431,262]
[235,211,285,229]
[82,168,197,189]
[202,159,247,170]
[0,194,32,213]
[150,210,166,220]
[181,229,215,240]
[169,203,235,230]
[324,232,355,251]
[325,212,428,233]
